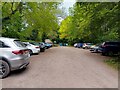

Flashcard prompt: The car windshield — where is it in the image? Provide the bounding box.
[14,40,26,47]
[30,42,39,46]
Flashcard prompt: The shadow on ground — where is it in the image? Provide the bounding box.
[9,67,29,77]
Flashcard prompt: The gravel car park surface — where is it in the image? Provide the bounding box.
[2,47,118,88]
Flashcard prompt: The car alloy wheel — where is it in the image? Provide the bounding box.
[0,60,10,78]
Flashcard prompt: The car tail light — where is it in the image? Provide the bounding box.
[12,50,24,55]
[12,50,28,55]
[35,46,40,48]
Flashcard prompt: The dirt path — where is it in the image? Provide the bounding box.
[2,47,118,88]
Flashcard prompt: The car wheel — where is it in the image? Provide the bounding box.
[0,60,10,78]
[102,52,107,56]
[40,48,45,52]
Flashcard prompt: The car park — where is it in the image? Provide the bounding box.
[100,41,120,56]
[0,37,30,78]
[23,42,40,55]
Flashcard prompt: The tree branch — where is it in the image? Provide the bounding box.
[11,2,14,12]
[2,2,23,22]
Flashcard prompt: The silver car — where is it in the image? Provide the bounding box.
[0,37,30,78]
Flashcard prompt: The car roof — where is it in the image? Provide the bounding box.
[104,41,120,44]
[0,37,18,41]
[105,41,120,42]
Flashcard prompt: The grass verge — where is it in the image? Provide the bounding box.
[104,57,120,70]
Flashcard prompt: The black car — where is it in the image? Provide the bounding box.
[39,42,46,52]
[100,41,120,56]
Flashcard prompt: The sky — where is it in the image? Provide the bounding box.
[58,0,76,24]
[62,0,76,15]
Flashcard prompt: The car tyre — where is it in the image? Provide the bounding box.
[102,52,107,56]
[40,48,45,52]
[0,60,10,79]
[29,50,33,56]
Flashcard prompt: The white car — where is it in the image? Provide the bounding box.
[83,43,93,49]
[23,42,40,55]
[74,43,77,47]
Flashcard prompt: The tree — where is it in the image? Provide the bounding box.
[59,2,120,45]
[2,2,61,42]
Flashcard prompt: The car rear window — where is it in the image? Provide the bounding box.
[14,40,26,47]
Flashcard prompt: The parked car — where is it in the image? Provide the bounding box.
[63,43,68,46]
[45,43,52,49]
[23,42,40,55]
[29,42,46,52]
[83,43,93,49]
[90,44,102,53]
[39,42,46,52]
[0,37,30,78]
[74,43,77,47]
[100,41,120,56]
[74,43,83,48]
